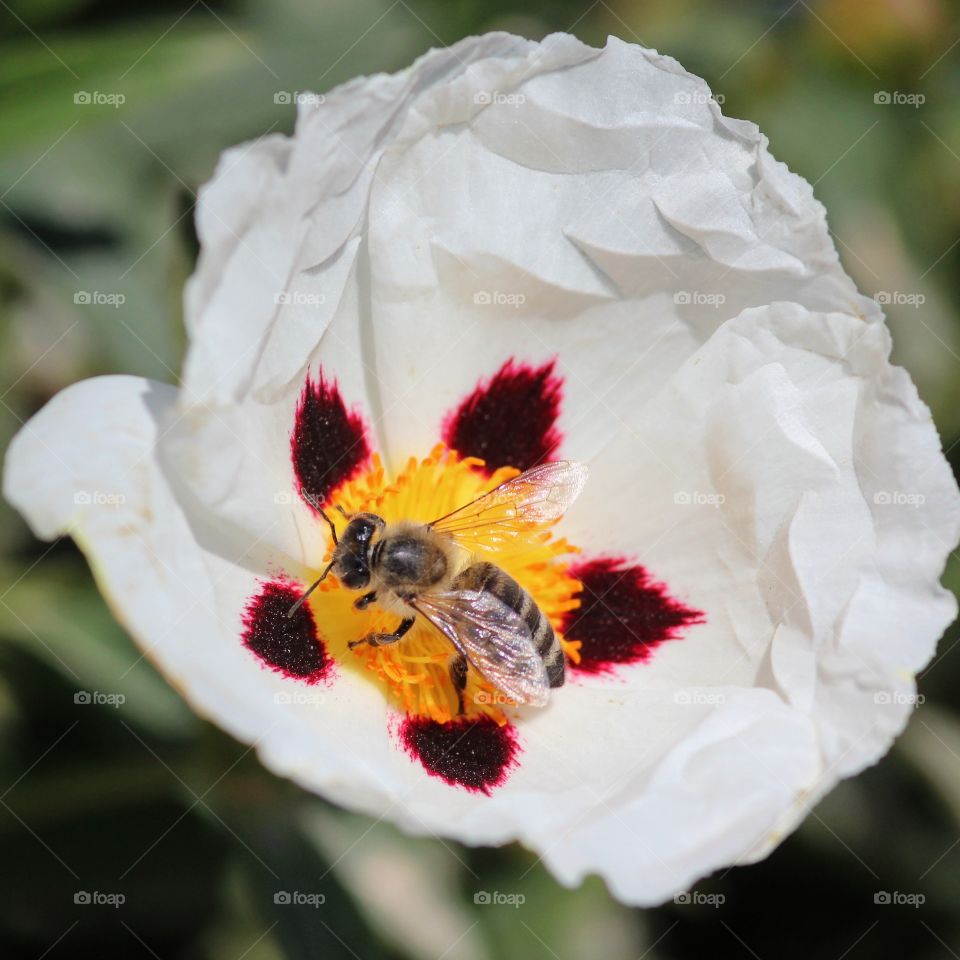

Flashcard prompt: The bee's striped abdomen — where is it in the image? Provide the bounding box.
[453,562,565,688]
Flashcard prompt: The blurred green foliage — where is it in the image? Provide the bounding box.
[2,0,960,957]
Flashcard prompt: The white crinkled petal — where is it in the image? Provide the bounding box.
[2,377,402,812]
[160,274,375,565]
[178,32,875,481]
[7,297,957,905]
[181,31,597,409]
[552,303,959,890]
[5,32,959,908]
[362,37,876,465]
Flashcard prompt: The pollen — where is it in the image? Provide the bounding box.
[306,445,583,724]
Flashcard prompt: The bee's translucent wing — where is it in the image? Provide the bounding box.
[429,460,588,552]
[413,590,550,707]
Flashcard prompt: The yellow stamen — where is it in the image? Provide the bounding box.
[311,445,583,724]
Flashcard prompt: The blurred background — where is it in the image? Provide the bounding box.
[2,0,960,956]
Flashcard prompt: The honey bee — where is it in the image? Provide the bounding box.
[288,461,589,712]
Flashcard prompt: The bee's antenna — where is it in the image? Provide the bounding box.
[317,507,338,545]
[287,562,334,618]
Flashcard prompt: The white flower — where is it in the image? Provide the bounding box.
[5,32,959,905]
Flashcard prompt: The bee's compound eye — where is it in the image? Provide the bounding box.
[346,517,375,543]
[339,555,370,589]
[356,520,375,542]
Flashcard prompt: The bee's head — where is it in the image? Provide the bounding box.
[332,513,380,590]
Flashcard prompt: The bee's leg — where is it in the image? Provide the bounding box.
[353,590,377,610]
[449,653,468,715]
[349,616,415,649]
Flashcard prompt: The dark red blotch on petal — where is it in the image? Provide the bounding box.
[242,579,330,683]
[564,558,704,674]
[442,358,562,473]
[399,715,519,794]
[292,369,370,511]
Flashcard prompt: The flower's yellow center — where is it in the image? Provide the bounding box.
[309,445,582,725]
